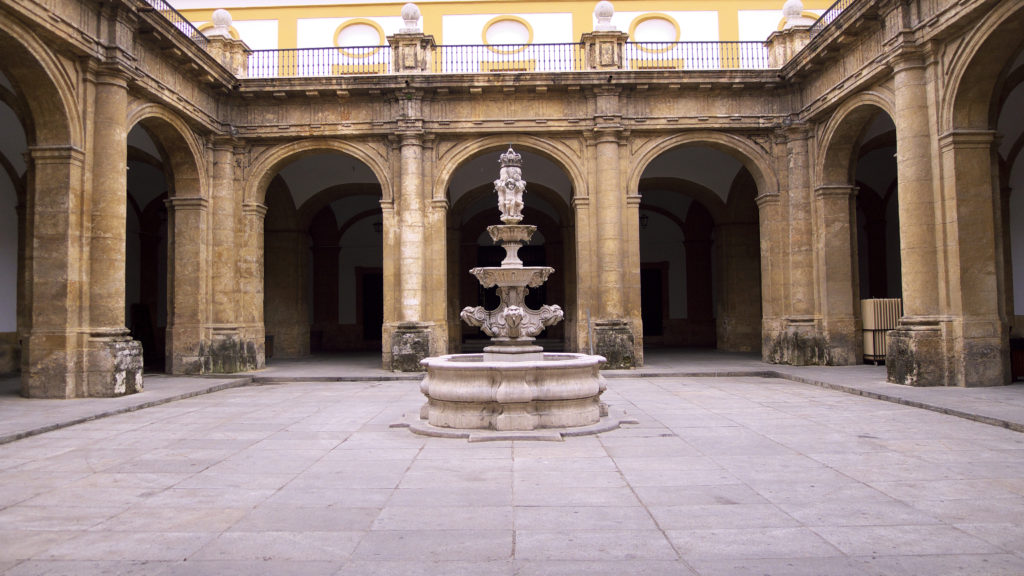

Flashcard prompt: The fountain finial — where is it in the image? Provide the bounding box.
[494,146,526,224]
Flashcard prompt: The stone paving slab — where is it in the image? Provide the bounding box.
[0,375,1022,575]
[0,374,252,445]
[3,350,1023,445]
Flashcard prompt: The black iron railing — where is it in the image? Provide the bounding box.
[143,0,209,50]
[433,43,584,73]
[624,41,770,70]
[809,0,856,37]
[248,46,393,78]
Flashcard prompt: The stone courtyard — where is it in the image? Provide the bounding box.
[1,353,1023,575]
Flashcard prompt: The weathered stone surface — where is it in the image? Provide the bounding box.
[594,320,635,370]
[391,323,433,372]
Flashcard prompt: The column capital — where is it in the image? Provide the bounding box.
[814,184,858,199]
[938,129,997,150]
[755,192,780,208]
[28,145,85,165]
[165,196,209,211]
[242,201,268,218]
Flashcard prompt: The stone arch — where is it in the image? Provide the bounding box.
[942,1,1024,132]
[433,134,586,204]
[126,103,207,199]
[0,12,79,147]
[627,131,779,201]
[816,91,896,186]
[244,139,392,206]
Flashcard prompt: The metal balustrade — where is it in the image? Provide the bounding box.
[810,0,857,37]
[248,46,393,78]
[624,41,770,70]
[433,43,584,73]
[143,0,208,50]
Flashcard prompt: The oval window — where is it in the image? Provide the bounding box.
[632,16,679,42]
[484,18,531,45]
[337,22,383,47]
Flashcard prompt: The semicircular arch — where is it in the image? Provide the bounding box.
[0,12,79,147]
[245,138,392,206]
[433,134,585,206]
[816,91,895,187]
[941,1,1024,131]
[627,131,779,203]
[127,102,208,196]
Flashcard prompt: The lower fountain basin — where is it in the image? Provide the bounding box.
[418,353,607,431]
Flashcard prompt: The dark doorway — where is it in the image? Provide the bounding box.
[641,266,664,336]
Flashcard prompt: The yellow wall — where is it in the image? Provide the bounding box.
[179,0,833,48]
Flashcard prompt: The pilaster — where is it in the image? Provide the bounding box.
[387,33,436,73]
[240,202,267,367]
[580,31,629,70]
[814,184,860,365]
[165,196,210,374]
[21,146,88,398]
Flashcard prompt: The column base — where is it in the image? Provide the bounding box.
[210,327,260,373]
[86,333,143,397]
[21,331,80,398]
[886,321,950,387]
[593,319,635,369]
[168,326,211,375]
[887,318,1008,387]
[389,322,433,372]
[763,316,830,366]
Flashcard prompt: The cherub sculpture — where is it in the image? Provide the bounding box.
[494,147,526,224]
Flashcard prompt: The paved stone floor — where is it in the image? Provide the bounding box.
[1,360,1024,575]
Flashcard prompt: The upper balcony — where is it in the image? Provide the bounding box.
[139,0,860,82]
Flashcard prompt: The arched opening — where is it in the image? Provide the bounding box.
[125,125,169,372]
[0,70,25,376]
[818,100,902,365]
[999,52,1024,345]
[261,153,384,359]
[935,1,1024,385]
[445,148,575,352]
[637,145,762,352]
[0,20,80,396]
[854,113,901,301]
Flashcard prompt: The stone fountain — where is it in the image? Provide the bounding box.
[406,147,633,440]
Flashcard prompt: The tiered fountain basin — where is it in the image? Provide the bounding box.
[417,352,607,433]
[396,145,636,441]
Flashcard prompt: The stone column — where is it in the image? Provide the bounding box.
[390,132,433,371]
[21,146,87,398]
[886,51,948,386]
[779,125,824,365]
[208,141,246,372]
[757,193,784,362]
[572,195,595,353]
[591,126,634,368]
[624,193,644,365]
[814,184,860,364]
[240,202,267,366]
[937,130,1009,386]
[85,68,142,396]
[165,196,210,374]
